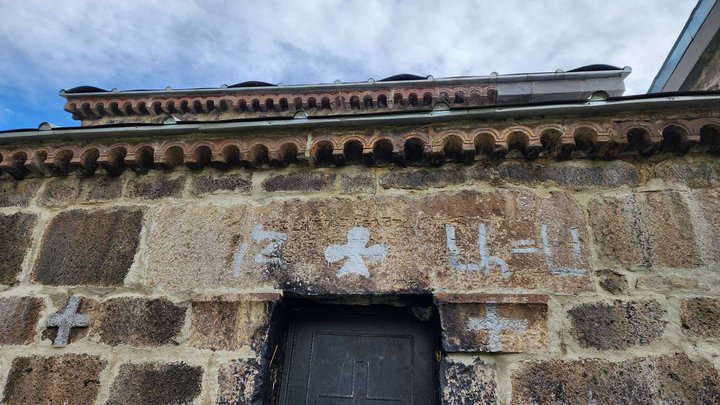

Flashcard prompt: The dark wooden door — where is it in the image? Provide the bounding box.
[279,305,437,404]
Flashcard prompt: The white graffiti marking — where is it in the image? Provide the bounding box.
[466,303,528,352]
[231,224,288,278]
[325,227,387,277]
[445,224,510,278]
[541,224,585,276]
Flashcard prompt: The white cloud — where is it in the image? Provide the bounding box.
[0,0,698,127]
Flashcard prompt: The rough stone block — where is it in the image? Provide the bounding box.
[378,167,466,189]
[107,362,203,405]
[33,208,143,286]
[436,294,548,353]
[0,213,37,285]
[36,177,80,207]
[568,300,666,350]
[78,174,124,202]
[340,173,376,193]
[261,171,335,192]
[512,353,720,404]
[597,270,628,295]
[688,189,720,264]
[125,173,186,199]
[636,274,706,292]
[655,159,720,188]
[93,297,186,346]
[440,357,497,405]
[146,190,592,294]
[498,161,546,184]
[588,191,700,268]
[217,358,266,405]
[1,354,106,404]
[191,170,252,194]
[544,160,640,188]
[189,295,276,351]
[681,297,720,338]
[0,296,43,345]
[0,178,42,207]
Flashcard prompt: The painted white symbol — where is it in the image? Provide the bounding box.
[466,303,527,352]
[232,224,288,278]
[47,296,90,347]
[325,227,387,277]
[541,224,585,276]
[445,224,510,278]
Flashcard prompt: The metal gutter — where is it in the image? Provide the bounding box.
[59,68,632,99]
[3,93,718,144]
[649,0,718,93]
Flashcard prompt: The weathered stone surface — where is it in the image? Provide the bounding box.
[191,170,252,194]
[544,160,640,188]
[655,158,720,188]
[217,358,266,405]
[440,357,497,405]
[2,354,106,404]
[146,191,592,294]
[261,171,335,192]
[598,270,628,295]
[126,173,186,199]
[568,300,666,350]
[688,189,720,264]
[93,297,186,346]
[437,294,548,353]
[0,178,42,207]
[0,213,37,284]
[588,191,700,268]
[78,174,124,202]
[498,161,545,184]
[43,296,96,346]
[0,296,43,345]
[340,173,376,193]
[378,167,467,189]
[681,297,720,338]
[512,353,720,404]
[189,296,276,351]
[107,362,203,405]
[636,274,706,292]
[33,208,143,286]
[36,177,80,207]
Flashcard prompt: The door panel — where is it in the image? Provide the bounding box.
[279,306,437,405]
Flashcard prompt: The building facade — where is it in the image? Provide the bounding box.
[1,65,720,404]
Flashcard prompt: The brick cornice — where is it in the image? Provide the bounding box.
[1,110,719,180]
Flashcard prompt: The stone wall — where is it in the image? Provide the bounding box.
[1,155,720,404]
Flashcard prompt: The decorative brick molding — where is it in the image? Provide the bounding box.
[2,113,720,179]
[62,82,497,124]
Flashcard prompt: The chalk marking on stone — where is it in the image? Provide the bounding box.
[445,224,510,278]
[511,239,538,254]
[466,303,527,352]
[232,242,249,278]
[46,296,89,347]
[231,224,288,278]
[325,226,387,277]
[445,225,482,271]
[252,224,288,267]
[541,224,586,276]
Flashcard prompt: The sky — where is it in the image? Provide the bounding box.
[0,0,698,130]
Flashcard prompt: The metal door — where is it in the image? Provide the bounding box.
[279,305,437,404]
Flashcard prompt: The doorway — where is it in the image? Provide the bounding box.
[278,301,439,404]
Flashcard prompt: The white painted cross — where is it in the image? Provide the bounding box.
[232,224,288,278]
[47,296,90,347]
[325,227,387,277]
[466,303,527,352]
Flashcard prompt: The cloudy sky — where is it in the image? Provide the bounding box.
[0,0,697,130]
